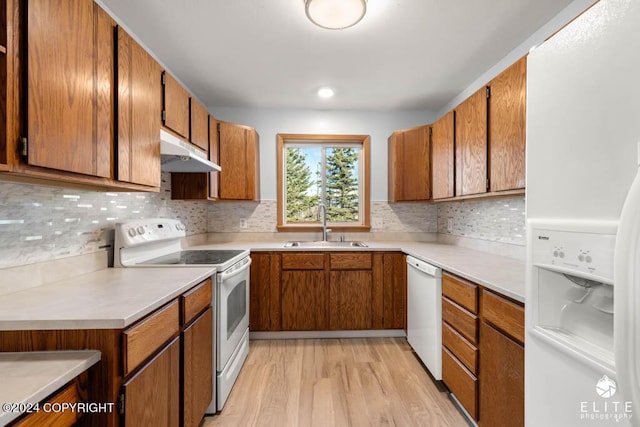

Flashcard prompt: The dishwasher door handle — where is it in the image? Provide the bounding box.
[406,255,441,277]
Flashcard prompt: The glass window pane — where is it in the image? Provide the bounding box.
[284,147,321,223]
[284,142,362,226]
[325,147,360,223]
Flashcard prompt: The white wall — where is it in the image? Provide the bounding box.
[209,107,437,201]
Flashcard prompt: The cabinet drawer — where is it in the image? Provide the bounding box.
[282,253,325,270]
[443,322,478,374]
[443,273,478,313]
[14,380,82,427]
[442,347,477,420]
[442,297,478,344]
[330,252,372,270]
[123,300,180,375]
[181,278,212,325]
[482,290,525,344]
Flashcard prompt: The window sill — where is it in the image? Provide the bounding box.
[276,224,371,233]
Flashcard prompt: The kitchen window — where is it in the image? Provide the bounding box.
[276,134,370,231]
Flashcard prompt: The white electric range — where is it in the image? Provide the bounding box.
[114,218,250,413]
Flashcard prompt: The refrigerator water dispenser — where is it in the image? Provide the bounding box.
[529,220,617,375]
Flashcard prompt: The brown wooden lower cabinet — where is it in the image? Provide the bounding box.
[182,307,214,427]
[479,321,524,427]
[442,346,478,420]
[250,252,281,331]
[122,337,180,427]
[381,252,406,330]
[249,251,406,332]
[440,272,524,426]
[329,270,374,330]
[13,374,87,427]
[281,270,327,330]
[0,279,213,427]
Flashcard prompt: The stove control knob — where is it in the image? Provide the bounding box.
[136,226,145,235]
[128,228,136,237]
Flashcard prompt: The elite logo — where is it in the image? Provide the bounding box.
[595,375,617,399]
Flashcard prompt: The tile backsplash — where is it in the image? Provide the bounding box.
[0,174,525,269]
[207,200,438,234]
[0,174,208,268]
[436,197,526,246]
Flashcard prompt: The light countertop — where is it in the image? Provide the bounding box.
[0,267,215,330]
[189,240,526,302]
[0,350,101,426]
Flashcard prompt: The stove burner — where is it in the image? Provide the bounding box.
[139,250,246,266]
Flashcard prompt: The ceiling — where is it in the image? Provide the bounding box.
[100,0,575,111]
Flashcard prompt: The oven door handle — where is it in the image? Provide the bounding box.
[218,258,252,281]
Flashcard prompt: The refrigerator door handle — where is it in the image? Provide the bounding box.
[614,166,640,423]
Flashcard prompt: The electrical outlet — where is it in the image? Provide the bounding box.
[239,219,248,229]
[373,218,384,229]
[447,218,453,233]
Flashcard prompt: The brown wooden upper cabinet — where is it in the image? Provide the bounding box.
[388,125,431,202]
[488,56,527,192]
[162,71,190,139]
[190,98,209,152]
[455,87,488,197]
[24,0,114,178]
[171,115,256,201]
[208,115,220,199]
[0,0,166,190]
[116,27,162,188]
[431,110,455,200]
[218,121,260,200]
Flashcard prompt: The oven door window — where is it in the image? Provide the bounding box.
[227,279,247,339]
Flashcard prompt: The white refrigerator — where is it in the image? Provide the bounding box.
[526,0,640,425]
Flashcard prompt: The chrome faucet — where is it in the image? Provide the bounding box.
[319,203,332,241]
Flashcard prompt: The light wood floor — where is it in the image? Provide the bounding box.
[203,338,467,427]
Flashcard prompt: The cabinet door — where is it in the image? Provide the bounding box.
[329,270,374,330]
[381,253,406,329]
[14,378,84,427]
[479,321,524,427]
[388,126,430,201]
[489,57,526,192]
[219,121,260,200]
[162,72,189,138]
[26,0,112,177]
[117,27,161,187]
[431,111,455,199]
[250,252,281,331]
[208,115,220,199]
[455,88,488,196]
[183,307,213,427]
[190,99,209,152]
[122,337,180,427]
[281,270,326,330]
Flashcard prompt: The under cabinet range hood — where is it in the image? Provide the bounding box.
[160,129,221,173]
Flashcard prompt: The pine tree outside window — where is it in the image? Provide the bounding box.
[277,134,371,231]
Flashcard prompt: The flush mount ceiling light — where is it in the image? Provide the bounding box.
[305,0,367,30]
[317,87,335,98]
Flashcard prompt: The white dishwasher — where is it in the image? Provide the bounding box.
[406,255,443,380]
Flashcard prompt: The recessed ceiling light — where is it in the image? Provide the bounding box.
[318,87,335,98]
[305,0,367,30]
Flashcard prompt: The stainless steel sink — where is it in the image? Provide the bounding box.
[283,241,368,248]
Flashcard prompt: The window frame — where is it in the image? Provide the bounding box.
[276,133,371,232]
